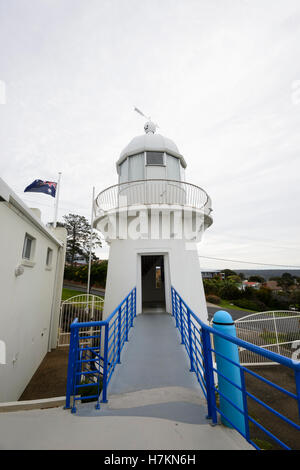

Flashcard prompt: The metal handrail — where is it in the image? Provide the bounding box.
[65,287,136,413]
[171,286,300,450]
[94,179,212,218]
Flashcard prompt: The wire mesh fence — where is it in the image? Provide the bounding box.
[235,311,300,365]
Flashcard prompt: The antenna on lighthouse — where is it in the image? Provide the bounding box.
[134,107,150,120]
[134,107,159,133]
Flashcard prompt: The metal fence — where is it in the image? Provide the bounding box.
[171,287,300,450]
[95,179,212,217]
[58,294,104,347]
[65,287,136,413]
[235,311,300,366]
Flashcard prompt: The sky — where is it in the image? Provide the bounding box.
[0,0,300,269]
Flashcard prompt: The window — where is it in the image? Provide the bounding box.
[146,151,164,166]
[46,248,53,267]
[22,234,35,260]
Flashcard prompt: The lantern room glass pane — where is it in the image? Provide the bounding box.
[146,151,164,166]
[129,153,144,181]
[119,158,128,184]
[166,154,180,180]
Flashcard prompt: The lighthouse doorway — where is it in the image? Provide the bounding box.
[141,255,166,311]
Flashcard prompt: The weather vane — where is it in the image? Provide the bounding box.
[134,107,159,134]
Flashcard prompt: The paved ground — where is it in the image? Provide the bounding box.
[63,282,105,297]
[0,406,251,450]
[207,305,252,322]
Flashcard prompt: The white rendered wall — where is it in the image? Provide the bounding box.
[103,238,208,324]
[0,202,66,402]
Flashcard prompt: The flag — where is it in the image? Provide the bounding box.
[24,179,57,198]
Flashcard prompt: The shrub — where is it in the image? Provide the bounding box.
[220,284,241,300]
[64,261,108,287]
[206,295,221,305]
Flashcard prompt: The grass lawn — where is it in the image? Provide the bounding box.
[61,287,85,301]
[219,299,257,313]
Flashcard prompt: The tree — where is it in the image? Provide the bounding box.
[277,273,295,293]
[221,269,237,278]
[248,275,265,283]
[219,278,241,300]
[62,213,102,265]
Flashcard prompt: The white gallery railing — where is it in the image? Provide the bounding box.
[94,179,212,218]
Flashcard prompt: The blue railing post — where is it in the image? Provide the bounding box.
[295,370,300,422]
[71,326,79,414]
[212,310,245,435]
[175,292,179,328]
[65,321,77,409]
[171,287,175,317]
[134,287,137,317]
[125,296,129,342]
[187,308,194,372]
[201,328,218,425]
[179,298,184,344]
[240,367,250,440]
[118,306,121,363]
[130,290,134,327]
[101,322,109,403]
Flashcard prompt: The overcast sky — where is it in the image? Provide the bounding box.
[1,0,300,269]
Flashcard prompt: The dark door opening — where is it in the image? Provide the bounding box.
[141,255,166,311]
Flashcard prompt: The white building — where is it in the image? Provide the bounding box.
[0,178,67,402]
[94,121,213,322]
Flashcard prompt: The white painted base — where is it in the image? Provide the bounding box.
[103,238,208,324]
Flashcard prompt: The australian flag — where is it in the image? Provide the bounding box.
[24,179,57,198]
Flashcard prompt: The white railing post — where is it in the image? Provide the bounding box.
[273,312,281,355]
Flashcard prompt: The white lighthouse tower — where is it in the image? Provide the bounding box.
[94,120,213,322]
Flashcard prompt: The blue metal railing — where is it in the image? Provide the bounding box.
[171,286,300,450]
[65,287,136,413]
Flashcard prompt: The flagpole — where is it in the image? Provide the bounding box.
[53,172,62,228]
[87,186,95,296]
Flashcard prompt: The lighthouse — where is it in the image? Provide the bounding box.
[94,121,213,322]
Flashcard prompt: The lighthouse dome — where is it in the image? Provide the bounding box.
[117,127,187,169]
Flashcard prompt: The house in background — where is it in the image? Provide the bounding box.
[202,270,225,280]
[263,280,283,294]
[240,280,261,290]
[0,178,67,402]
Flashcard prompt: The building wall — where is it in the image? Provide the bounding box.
[0,201,66,402]
[103,238,208,324]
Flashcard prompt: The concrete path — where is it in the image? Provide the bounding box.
[0,406,251,450]
[109,312,201,395]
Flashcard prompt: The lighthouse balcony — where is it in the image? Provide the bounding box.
[94,179,212,224]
